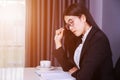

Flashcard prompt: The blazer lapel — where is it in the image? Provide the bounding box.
[80,26,100,62]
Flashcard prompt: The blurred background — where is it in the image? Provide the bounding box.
[0,0,119,68]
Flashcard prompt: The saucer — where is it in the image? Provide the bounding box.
[36,66,55,71]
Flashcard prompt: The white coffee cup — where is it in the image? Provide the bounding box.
[40,60,51,68]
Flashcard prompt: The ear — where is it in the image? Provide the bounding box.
[79,14,86,22]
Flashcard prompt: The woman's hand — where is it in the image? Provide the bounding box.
[54,28,64,49]
[69,67,78,74]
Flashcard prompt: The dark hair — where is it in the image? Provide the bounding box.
[63,3,98,27]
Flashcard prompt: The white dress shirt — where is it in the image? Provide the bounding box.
[74,27,92,69]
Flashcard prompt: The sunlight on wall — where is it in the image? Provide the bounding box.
[0,0,25,67]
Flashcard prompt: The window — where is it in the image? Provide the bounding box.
[0,0,25,67]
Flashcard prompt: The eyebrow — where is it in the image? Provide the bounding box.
[67,19,74,24]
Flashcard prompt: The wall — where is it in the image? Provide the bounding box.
[89,0,103,29]
[89,0,120,67]
[102,0,120,66]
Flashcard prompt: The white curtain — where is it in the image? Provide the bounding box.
[0,0,25,67]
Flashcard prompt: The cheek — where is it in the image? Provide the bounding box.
[74,19,83,26]
[76,24,84,34]
[78,27,84,33]
[74,22,83,30]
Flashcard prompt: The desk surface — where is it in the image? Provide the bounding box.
[0,68,39,80]
[0,67,75,80]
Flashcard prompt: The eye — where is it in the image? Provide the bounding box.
[68,19,73,25]
[65,19,74,30]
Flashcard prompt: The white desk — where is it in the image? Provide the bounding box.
[0,68,39,80]
[0,67,75,80]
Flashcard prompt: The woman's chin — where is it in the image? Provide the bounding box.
[74,34,80,37]
[73,31,81,37]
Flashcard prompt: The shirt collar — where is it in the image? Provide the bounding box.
[82,26,92,43]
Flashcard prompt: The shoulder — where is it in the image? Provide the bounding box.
[85,26,111,51]
[90,26,109,43]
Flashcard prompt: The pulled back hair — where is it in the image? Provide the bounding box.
[63,3,98,27]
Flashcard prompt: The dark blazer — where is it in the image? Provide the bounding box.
[53,26,115,80]
[114,57,120,80]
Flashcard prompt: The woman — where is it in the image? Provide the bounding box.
[53,3,114,80]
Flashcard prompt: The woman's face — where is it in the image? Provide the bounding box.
[64,15,86,37]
